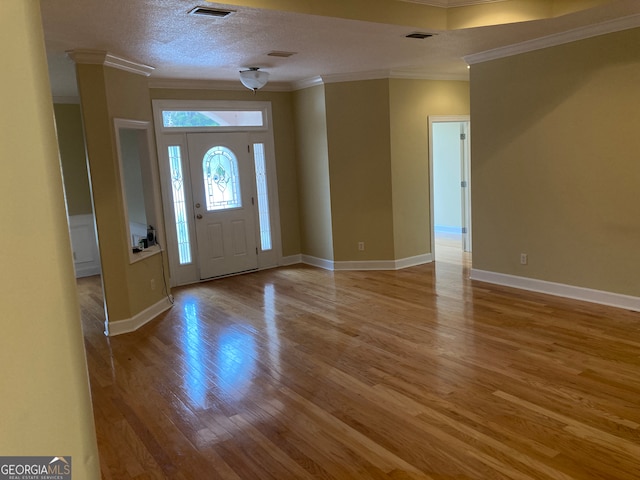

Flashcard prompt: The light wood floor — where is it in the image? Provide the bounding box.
[434,232,470,267]
[77,255,640,479]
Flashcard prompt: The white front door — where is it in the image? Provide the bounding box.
[187,132,258,279]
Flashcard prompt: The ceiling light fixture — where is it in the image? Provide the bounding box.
[239,67,269,93]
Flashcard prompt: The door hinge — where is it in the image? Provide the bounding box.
[248,144,251,153]
[256,247,259,255]
[251,197,255,205]
[461,180,468,188]
[460,133,466,140]
[462,227,468,234]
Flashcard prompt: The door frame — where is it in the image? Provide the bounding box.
[428,115,471,257]
[152,99,282,286]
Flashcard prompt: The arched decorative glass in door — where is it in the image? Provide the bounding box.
[202,146,241,211]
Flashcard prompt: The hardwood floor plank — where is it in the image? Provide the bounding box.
[77,254,640,479]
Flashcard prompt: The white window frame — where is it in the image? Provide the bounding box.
[154,100,271,133]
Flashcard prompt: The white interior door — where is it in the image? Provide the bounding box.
[430,116,472,257]
[187,132,258,279]
[460,122,471,252]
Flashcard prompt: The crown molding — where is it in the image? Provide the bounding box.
[316,69,469,85]
[321,70,392,84]
[465,13,640,65]
[389,69,469,81]
[149,70,469,93]
[66,49,155,77]
[147,77,291,92]
[291,76,324,91]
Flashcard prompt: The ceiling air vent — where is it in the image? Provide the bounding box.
[267,51,297,58]
[188,6,235,18]
[406,32,435,39]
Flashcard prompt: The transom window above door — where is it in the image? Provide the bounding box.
[162,110,264,128]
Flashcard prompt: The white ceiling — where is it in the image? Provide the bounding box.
[41,0,640,97]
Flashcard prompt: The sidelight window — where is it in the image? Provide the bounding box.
[167,145,192,265]
[253,143,272,251]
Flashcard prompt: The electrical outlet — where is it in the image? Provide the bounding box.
[358,241,365,251]
[520,253,528,265]
[150,278,156,290]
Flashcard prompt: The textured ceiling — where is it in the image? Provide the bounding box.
[41,0,640,97]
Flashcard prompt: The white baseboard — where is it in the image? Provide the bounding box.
[334,259,397,271]
[470,269,640,312]
[281,254,302,266]
[395,253,433,270]
[299,253,433,271]
[74,263,101,278]
[301,255,335,270]
[105,297,173,336]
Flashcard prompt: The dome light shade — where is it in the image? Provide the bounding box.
[239,67,269,92]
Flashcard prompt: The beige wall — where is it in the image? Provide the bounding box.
[325,79,396,261]
[471,27,640,296]
[54,103,93,215]
[552,0,613,16]
[446,0,613,29]
[291,78,469,264]
[0,2,99,477]
[293,85,334,260]
[389,79,470,259]
[75,74,469,301]
[150,88,301,258]
[77,65,168,322]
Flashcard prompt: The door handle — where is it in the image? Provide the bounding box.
[196,214,203,219]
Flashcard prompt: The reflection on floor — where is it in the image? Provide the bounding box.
[76,274,105,329]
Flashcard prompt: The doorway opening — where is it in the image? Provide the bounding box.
[429,116,471,266]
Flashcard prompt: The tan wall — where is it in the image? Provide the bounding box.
[104,69,169,316]
[77,65,168,322]
[552,0,613,17]
[294,78,469,264]
[324,79,395,261]
[0,2,99,477]
[389,78,470,259]
[448,0,613,28]
[448,0,552,29]
[150,88,301,257]
[54,103,93,215]
[471,27,640,296]
[292,85,334,260]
